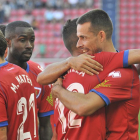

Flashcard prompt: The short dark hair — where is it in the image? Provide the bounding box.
[77,9,113,39]
[0,24,6,36]
[62,18,78,54]
[0,30,7,57]
[5,21,32,39]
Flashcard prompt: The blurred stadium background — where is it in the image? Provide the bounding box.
[0,0,140,139]
[1,0,140,67]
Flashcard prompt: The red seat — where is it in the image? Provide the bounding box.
[78,9,85,15]
[39,23,46,30]
[32,9,40,16]
[119,37,127,44]
[17,9,26,16]
[54,23,62,31]
[10,10,17,16]
[46,31,54,37]
[9,17,18,22]
[45,24,54,30]
[40,9,46,16]
[63,9,70,16]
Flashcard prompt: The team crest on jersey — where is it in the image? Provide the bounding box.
[94,80,111,89]
[34,87,41,98]
[108,71,121,78]
[46,92,53,106]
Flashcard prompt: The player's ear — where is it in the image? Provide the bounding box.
[5,38,11,48]
[98,31,106,43]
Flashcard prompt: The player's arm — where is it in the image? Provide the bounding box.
[128,49,140,65]
[37,54,103,85]
[51,126,57,140]
[39,116,52,140]
[0,126,7,140]
[38,85,54,140]
[0,90,8,140]
[52,78,105,116]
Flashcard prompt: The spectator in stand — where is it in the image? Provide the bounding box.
[44,8,54,23]
[3,1,11,22]
[47,0,57,9]
[23,12,33,24]
[0,3,4,23]
[55,0,64,9]
[85,0,93,8]
[53,10,64,23]
[34,0,42,8]
[39,43,46,58]
[68,0,79,8]
[31,18,39,30]
[78,0,85,8]
[16,0,25,9]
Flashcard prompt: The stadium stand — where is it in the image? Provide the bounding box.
[119,0,139,51]
[2,0,101,59]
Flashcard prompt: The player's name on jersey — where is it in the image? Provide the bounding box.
[68,68,85,77]
[11,74,33,93]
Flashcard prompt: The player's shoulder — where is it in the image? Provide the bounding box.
[27,60,44,73]
[107,66,138,83]
[0,62,27,84]
[2,62,25,75]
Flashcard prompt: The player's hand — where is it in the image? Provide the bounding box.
[68,54,103,75]
[51,127,57,140]
[52,78,63,99]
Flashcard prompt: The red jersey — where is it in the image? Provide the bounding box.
[54,50,129,140]
[0,62,38,140]
[27,61,54,117]
[90,66,139,140]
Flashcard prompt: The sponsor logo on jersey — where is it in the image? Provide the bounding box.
[108,71,121,78]
[94,80,111,89]
[7,67,14,71]
[46,92,53,106]
[34,87,41,98]
[38,65,44,71]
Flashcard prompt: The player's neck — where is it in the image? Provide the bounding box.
[0,57,6,64]
[6,55,27,70]
[102,40,116,52]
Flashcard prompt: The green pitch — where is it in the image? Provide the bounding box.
[138,112,140,140]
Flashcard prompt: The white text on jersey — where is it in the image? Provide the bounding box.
[68,69,85,77]
[11,75,33,93]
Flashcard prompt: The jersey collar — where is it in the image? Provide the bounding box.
[26,62,30,73]
[0,61,8,68]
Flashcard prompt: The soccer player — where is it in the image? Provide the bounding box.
[51,10,139,140]
[37,19,104,85]
[0,31,39,139]
[38,18,140,140]
[0,24,8,58]
[5,21,53,140]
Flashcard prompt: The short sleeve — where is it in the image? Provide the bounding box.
[38,85,54,117]
[89,67,137,105]
[94,50,129,69]
[0,89,8,127]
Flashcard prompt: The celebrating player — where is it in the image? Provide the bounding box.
[5,21,54,140]
[51,10,139,140]
[0,30,39,140]
[38,9,138,139]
